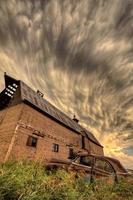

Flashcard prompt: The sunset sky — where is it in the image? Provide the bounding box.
[0,0,132,169]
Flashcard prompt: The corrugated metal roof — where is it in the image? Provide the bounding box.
[20,81,102,146]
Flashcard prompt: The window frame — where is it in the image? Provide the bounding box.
[26,136,38,148]
[52,143,59,152]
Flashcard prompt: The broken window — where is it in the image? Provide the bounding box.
[52,143,59,152]
[26,136,38,148]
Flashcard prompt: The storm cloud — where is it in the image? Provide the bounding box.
[0,0,133,168]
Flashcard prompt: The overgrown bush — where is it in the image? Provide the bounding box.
[0,161,132,200]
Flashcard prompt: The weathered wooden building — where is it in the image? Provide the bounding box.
[0,74,103,163]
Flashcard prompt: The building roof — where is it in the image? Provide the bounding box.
[0,74,103,147]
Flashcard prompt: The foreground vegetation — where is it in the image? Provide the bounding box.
[0,161,133,200]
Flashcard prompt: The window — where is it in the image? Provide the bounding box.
[95,158,114,173]
[95,159,105,170]
[68,148,75,159]
[80,156,94,166]
[26,136,38,148]
[82,136,85,149]
[104,162,114,173]
[52,143,59,152]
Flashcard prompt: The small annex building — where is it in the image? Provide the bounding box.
[0,74,103,163]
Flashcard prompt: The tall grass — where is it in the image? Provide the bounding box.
[0,161,132,200]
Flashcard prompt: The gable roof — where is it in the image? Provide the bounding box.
[1,74,103,147]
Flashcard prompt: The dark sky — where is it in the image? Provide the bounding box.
[0,0,133,168]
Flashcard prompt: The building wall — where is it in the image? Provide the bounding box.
[0,103,103,162]
[85,138,103,155]
[0,104,23,162]
[10,104,82,161]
